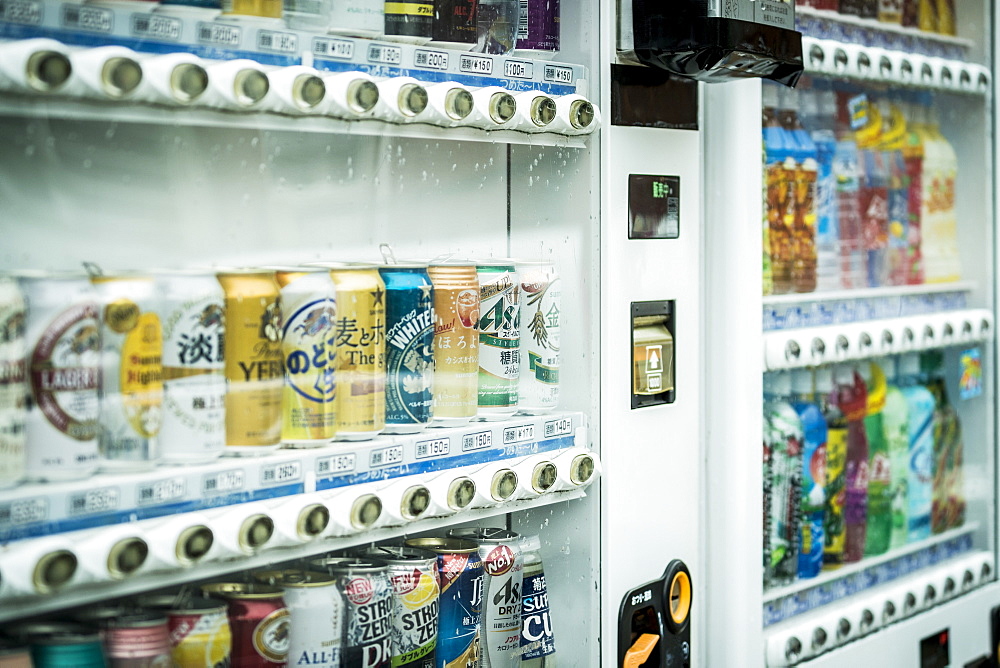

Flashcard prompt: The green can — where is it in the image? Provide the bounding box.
[23,623,106,667]
[476,262,520,418]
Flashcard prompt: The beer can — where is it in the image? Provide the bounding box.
[513,261,560,414]
[476,263,520,418]
[200,582,290,667]
[431,0,477,48]
[18,272,100,481]
[19,623,105,668]
[360,545,440,668]
[91,274,163,471]
[379,264,434,434]
[309,263,385,440]
[0,639,31,668]
[511,0,559,56]
[103,612,172,668]
[273,268,337,446]
[384,0,434,43]
[216,270,283,455]
[138,595,232,668]
[447,528,522,668]
[0,276,26,488]
[425,261,478,425]
[330,0,383,37]
[309,556,393,668]
[155,270,226,464]
[403,537,483,668]
[518,535,555,666]
[252,569,343,668]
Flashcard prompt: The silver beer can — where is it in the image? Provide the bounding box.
[476,262,520,419]
[253,569,344,668]
[513,261,560,414]
[0,276,27,488]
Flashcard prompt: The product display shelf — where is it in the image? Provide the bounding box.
[796,6,976,50]
[763,281,977,307]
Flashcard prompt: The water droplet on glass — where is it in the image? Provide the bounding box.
[82,158,92,169]
[250,137,259,148]
[24,145,35,157]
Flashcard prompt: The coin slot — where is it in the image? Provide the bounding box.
[351,493,382,529]
[26,50,72,92]
[107,537,148,579]
[297,504,330,538]
[170,63,208,103]
[34,550,77,593]
[177,525,214,564]
[447,477,476,510]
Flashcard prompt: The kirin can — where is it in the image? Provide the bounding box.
[0,277,26,488]
[252,569,343,668]
[404,537,483,668]
[329,0,383,37]
[216,270,283,455]
[379,264,434,434]
[447,528,523,668]
[476,262,520,419]
[513,261,560,414]
[201,582,290,667]
[103,612,173,668]
[384,0,434,43]
[511,0,559,56]
[426,261,478,425]
[360,545,440,668]
[310,556,393,668]
[518,535,555,666]
[310,263,385,440]
[138,595,232,668]
[273,268,337,446]
[430,0,477,48]
[91,273,164,471]
[20,623,106,668]
[18,272,100,481]
[155,270,226,464]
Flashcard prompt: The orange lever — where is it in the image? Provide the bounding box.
[623,633,660,668]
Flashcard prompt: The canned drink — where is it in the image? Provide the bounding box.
[476,263,520,418]
[221,0,281,19]
[309,556,393,668]
[18,272,100,481]
[155,270,226,464]
[426,261,479,425]
[251,570,343,668]
[431,0,477,48]
[91,274,164,471]
[329,0,383,37]
[138,595,232,668]
[103,612,172,668]
[310,263,385,440]
[273,268,337,445]
[216,270,283,455]
[519,535,555,666]
[403,537,483,668]
[20,623,105,668]
[0,277,26,488]
[384,0,434,43]
[511,0,559,56]
[513,261,560,414]
[360,545,440,668]
[379,264,434,434]
[447,528,523,668]
[200,582,290,667]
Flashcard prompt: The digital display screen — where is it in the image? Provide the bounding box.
[920,629,950,668]
[629,174,680,239]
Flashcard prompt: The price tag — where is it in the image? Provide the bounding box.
[261,460,303,485]
[202,469,245,496]
[462,430,492,452]
[367,43,402,65]
[61,4,112,33]
[137,477,186,506]
[0,0,42,25]
[503,59,533,79]
[130,13,181,41]
[543,417,572,438]
[459,54,492,75]
[257,29,298,53]
[503,424,536,444]
[415,437,450,459]
[0,497,48,526]
[69,487,121,516]
[313,36,354,59]
[543,65,573,85]
[197,21,241,47]
[370,445,404,467]
[413,49,449,71]
[316,453,357,475]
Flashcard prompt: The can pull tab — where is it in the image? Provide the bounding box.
[623,633,660,668]
[379,243,398,265]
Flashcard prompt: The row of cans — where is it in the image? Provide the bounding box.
[0,259,561,485]
[1,529,555,668]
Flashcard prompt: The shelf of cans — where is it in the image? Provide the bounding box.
[796,6,975,56]
[0,528,560,668]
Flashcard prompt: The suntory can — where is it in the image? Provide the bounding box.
[426,261,478,425]
[476,263,520,418]
[379,264,434,434]
[252,569,343,668]
[513,261,560,414]
[91,274,163,471]
[519,535,555,666]
[19,623,105,668]
[216,270,283,455]
[404,537,483,668]
[447,528,523,668]
[138,595,232,668]
[103,612,173,668]
[0,277,26,489]
[155,270,226,464]
[310,556,393,668]
[201,582,290,667]
[384,0,434,43]
[273,268,337,445]
[18,272,100,481]
[310,263,385,440]
[360,545,440,668]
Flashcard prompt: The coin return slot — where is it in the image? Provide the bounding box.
[297,504,330,538]
[177,525,214,564]
[631,301,676,409]
[108,537,148,579]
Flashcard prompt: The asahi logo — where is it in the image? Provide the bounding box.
[484,545,515,576]
[346,576,375,604]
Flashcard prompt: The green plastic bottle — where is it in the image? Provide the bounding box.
[863,361,892,556]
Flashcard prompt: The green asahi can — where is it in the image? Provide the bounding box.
[476,262,520,419]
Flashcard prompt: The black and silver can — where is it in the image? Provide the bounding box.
[311,556,393,668]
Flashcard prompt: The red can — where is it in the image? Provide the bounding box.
[138,595,232,668]
[104,612,173,668]
[201,582,289,667]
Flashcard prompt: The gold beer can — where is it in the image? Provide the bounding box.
[272,268,337,446]
[216,270,283,454]
[425,261,479,424]
[309,263,385,440]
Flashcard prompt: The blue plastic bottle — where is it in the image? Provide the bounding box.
[791,368,827,579]
[899,353,935,541]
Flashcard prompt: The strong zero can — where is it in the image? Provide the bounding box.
[514,261,560,414]
[426,261,479,425]
[313,557,393,668]
[476,263,520,418]
[0,277,26,488]
[252,570,343,668]
[379,264,434,434]
[91,274,164,471]
[19,272,100,481]
[447,528,523,668]
[519,535,555,666]
[156,270,226,464]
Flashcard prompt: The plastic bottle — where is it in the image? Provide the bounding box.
[879,0,903,23]
[899,353,934,541]
[833,87,866,289]
[819,365,847,570]
[918,0,938,32]
[935,0,956,35]
[791,369,827,579]
[762,137,773,296]
[899,95,925,285]
[921,96,961,283]
[882,356,911,550]
[780,87,819,294]
[855,97,890,288]
[838,364,869,563]
[878,99,910,286]
[764,371,804,586]
[763,83,796,295]
[863,361,892,556]
[801,83,840,292]
[923,351,965,532]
